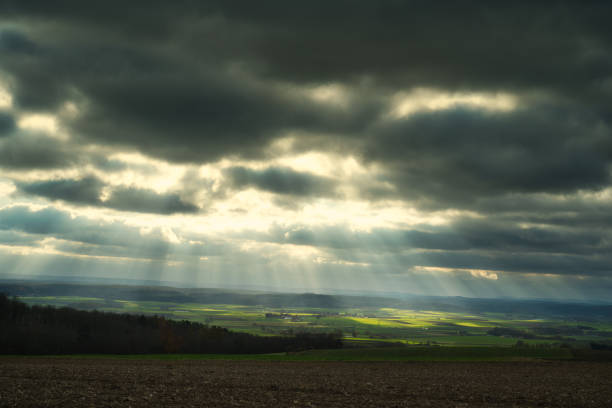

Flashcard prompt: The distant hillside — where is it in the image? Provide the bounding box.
[1,280,611,319]
[0,281,394,308]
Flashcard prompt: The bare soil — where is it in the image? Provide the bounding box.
[1,358,611,407]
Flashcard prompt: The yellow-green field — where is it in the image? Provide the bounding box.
[18,296,612,347]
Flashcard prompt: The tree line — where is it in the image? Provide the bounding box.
[0,294,342,354]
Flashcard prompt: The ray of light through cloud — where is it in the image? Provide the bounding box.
[0,2,611,302]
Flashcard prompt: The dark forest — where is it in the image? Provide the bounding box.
[0,294,342,355]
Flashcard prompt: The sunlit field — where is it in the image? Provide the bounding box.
[19,295,612,349]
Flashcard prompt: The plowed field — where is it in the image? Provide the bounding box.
[1,358,611,407]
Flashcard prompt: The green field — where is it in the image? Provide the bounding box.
[18,295,612,349]
[3,346,575,362]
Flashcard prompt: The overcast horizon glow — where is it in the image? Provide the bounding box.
[1,1,612,301]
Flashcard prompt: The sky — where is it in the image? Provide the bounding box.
[1,1,612,301]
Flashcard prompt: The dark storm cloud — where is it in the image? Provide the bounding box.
[18,176,103,205]
[0,111,15,136]
[0,27,69,110]
[225,166,336,197]
[1,2,609,201]
[409,251,612,278]
[90,156,155,173]
[0,24,378,162]
[1,1,610,169]
[17,177,198,214]
[446,219,610,256]
[104,187,198,215]
[0,133,76,169]
[0,205,213,260]
[0,29,39,54]
[360,106,611,208]
[321,244,612,278]
[2,1,611,94]
[13,0,601,96]
[71,74,363,163]
[0,206,73,235]
[270,221,611,257]
[1,1,612,294]
[0,131,157,172]
[464,193,612,231]
[198,1,612,86]
[0,230,39,246]
[244,219,612,278]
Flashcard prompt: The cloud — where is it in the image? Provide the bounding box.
[0,206,74,235]
[18,176,103,205]
[0,205,210,260]
[0,26,378,163]
[0,29,39,54]
[2,3,610,175]
[1,2,612,299]
[255,220,612,279]
[225,166,336,197]
[0,133,77,169]
[17,176,198,214]
[0,229,41,246]
[0,111,15,136]
[215,2,612,101]
[360,106,611,207]
[406,251,612,278]
[104,187,198,214]
[272,221,610,256]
